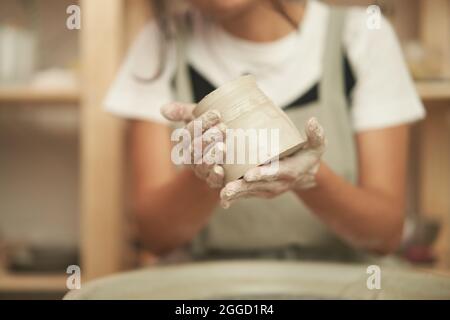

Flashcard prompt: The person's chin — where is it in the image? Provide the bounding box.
[211,0,254,9]
[208,6,253,22]
[206,0,257,19]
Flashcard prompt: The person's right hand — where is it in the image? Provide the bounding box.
[161,102,227,189]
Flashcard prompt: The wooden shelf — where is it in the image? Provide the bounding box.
[0,86,80,104]
[416,81,450,101]
[0,272,68,292]
[0,82,447,105]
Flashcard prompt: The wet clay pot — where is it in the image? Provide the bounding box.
[194,75,306,183]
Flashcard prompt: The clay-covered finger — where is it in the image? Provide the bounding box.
[190,123,227,164]
[203,123,227,145]
[161,102,197,122]
[220,190,271,209]
[305,117,325,149]
[220,179,288,204]
[185,110,221,138]
[220,181,276,208]
[203,141,226,166]
[206,165,225,189]
[243,161,290,182]
[194,142,226,177]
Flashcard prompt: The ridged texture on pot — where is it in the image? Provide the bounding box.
[194,75,306,183]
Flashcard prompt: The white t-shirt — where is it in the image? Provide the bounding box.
[104,0,425,132]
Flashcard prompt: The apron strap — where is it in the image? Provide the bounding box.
[174,16,194,103]
[319,7,358,184]
[319,7,347,105]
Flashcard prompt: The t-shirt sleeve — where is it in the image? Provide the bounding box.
[103,21,175,124]
[345,8,426,132]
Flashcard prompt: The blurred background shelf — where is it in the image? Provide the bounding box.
[0,272,67,293]
[0,82,448,105]
[0,86,80,104]
[416,81,450,101]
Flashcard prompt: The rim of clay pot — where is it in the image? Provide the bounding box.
[195,74,256,117]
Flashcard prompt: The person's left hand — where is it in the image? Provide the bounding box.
[220,117,326,208]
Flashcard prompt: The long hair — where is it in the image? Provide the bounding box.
[135,0,175,81]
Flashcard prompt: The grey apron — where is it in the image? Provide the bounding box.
[174,8,365,262]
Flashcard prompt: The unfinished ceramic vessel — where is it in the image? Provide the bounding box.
[194,75,306,183]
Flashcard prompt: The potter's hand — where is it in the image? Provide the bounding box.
[220,117,325,208]
[161,102,227,188]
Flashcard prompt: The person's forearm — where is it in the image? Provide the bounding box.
[296,163,405,254]
[134,169,219,254]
